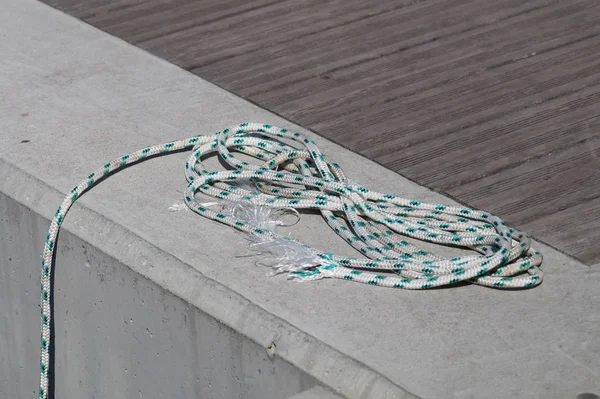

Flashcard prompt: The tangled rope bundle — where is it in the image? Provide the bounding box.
[38,123,543,398]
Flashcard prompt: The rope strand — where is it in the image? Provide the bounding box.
[38,123,542,398]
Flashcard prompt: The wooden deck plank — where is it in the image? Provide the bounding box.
[208,0,561,97]
[452,133,600,222]
[39,0,600,263]
[522,196,600,264]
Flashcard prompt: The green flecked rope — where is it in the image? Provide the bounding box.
[38,122,543,398]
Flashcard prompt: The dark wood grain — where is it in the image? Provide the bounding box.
[41,0,600,264]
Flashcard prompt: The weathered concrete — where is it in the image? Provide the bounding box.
[0,192,321,398]
[0,0,599,398]
[287,387,344,399]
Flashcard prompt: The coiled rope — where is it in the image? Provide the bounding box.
[38,122,543,398]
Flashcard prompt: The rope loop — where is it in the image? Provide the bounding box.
[38,122,543,399]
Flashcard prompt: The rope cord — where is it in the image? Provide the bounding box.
[38,122,543,398]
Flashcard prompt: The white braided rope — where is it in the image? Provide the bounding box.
[38,123,543,398]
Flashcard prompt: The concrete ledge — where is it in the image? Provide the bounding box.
[1,1,599,398]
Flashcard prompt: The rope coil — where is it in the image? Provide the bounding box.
[38,123,542,398]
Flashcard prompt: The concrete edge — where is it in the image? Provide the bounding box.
[0,156,417,399]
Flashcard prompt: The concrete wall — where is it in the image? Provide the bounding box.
[0,192,322,399]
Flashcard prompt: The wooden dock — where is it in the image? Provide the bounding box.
[42,0,600,264]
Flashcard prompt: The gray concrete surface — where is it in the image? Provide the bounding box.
[1,0,599,398]
[0,192,321,398]
[287,387,343,399]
